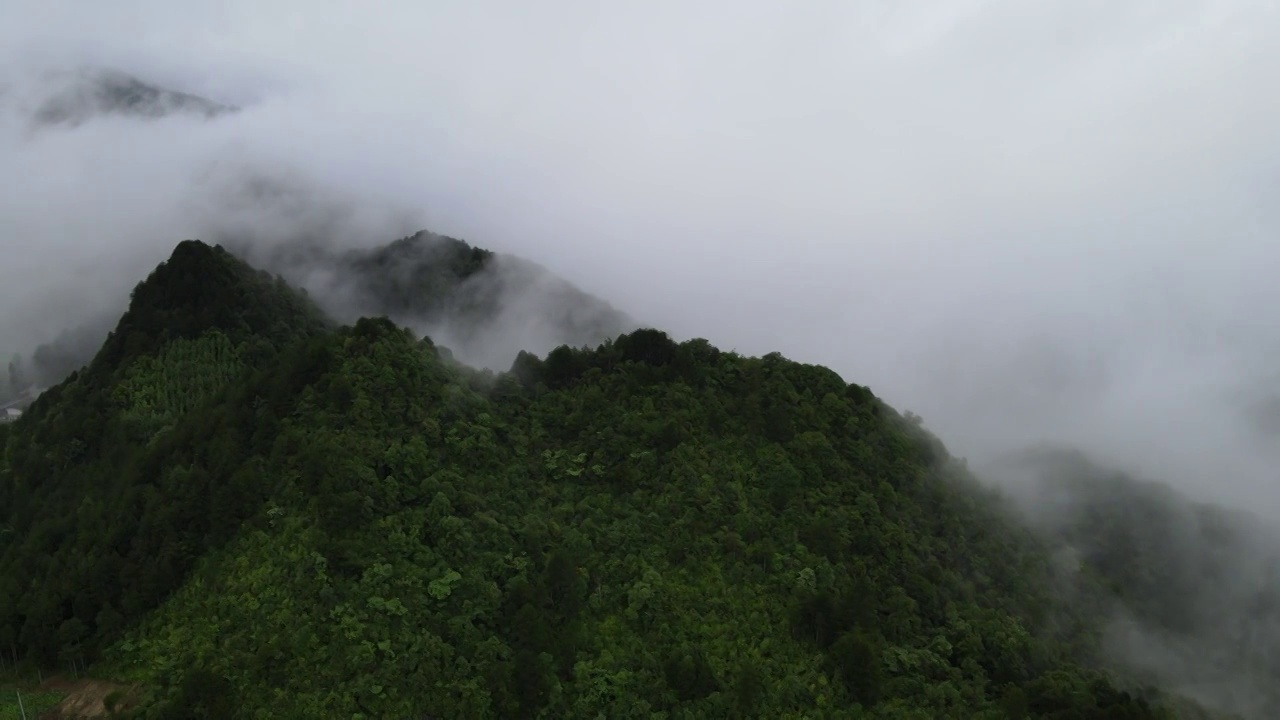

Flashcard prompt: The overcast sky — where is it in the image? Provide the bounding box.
[2,1,1279,512]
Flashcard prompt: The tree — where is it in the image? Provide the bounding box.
[828,631,883,706]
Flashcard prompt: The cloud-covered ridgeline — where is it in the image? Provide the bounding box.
[1,0,1279,514]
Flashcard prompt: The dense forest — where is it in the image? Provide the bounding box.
[1,230,633,406]
[999,449,1280,719]
[232,230,637,370]
[0,239,1264,717]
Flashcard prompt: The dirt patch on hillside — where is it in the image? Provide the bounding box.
[37,677,136,719]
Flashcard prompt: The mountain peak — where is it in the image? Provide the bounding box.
[249,228,637,369]
[30,66,236,128]
[90,240,328,374]
[339,230,496,320]
[0,231,1256,719]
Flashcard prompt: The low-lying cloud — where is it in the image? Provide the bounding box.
[3,1,1280,514]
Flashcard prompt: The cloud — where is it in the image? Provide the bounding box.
[3,0,1280,512]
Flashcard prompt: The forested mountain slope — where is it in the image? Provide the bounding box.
[2,229,632,404]
[241,229,637,369]
[0,240,1238,718]
[0,241,330,674]
[1000,449,1280,720]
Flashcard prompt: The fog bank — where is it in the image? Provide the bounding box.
[3,1,1279,514]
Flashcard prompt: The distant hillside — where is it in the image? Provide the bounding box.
[28,67,235,128]
[998,447,1280,719]
[4,314,114,398]
[1,230,633,409]
[236,229,637,368]
[0,239,1198,718]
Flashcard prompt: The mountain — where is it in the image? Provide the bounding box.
[28,67,235,128]
[999,448,1280,720]
[0,229,635,408]
[239,229,638,368]
[0,239,1251,718]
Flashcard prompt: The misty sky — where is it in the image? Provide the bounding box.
[3,1,1279,513]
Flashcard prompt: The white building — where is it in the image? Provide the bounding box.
[1,408,20,423]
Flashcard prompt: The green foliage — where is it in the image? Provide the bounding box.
[335,231,632,347]
[0,688,64,720]
[343,231,495,321]
[112,331,243,440]
[0,241,330,670]
[0,241,1202,718]
[94,240,329,373]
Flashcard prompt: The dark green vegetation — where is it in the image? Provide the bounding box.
[0,687,64,719]
[321,230,632,340]
[1,230,633,406]
[0,238,1260,717]
[338,231,501,321]
[274,230,637,369]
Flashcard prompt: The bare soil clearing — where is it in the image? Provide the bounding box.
[36,677,134,719]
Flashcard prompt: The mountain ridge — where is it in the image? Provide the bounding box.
[1,230,634,406]
[0,237,1258,718]
[236,229,638,369]
[28,67,236,128]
